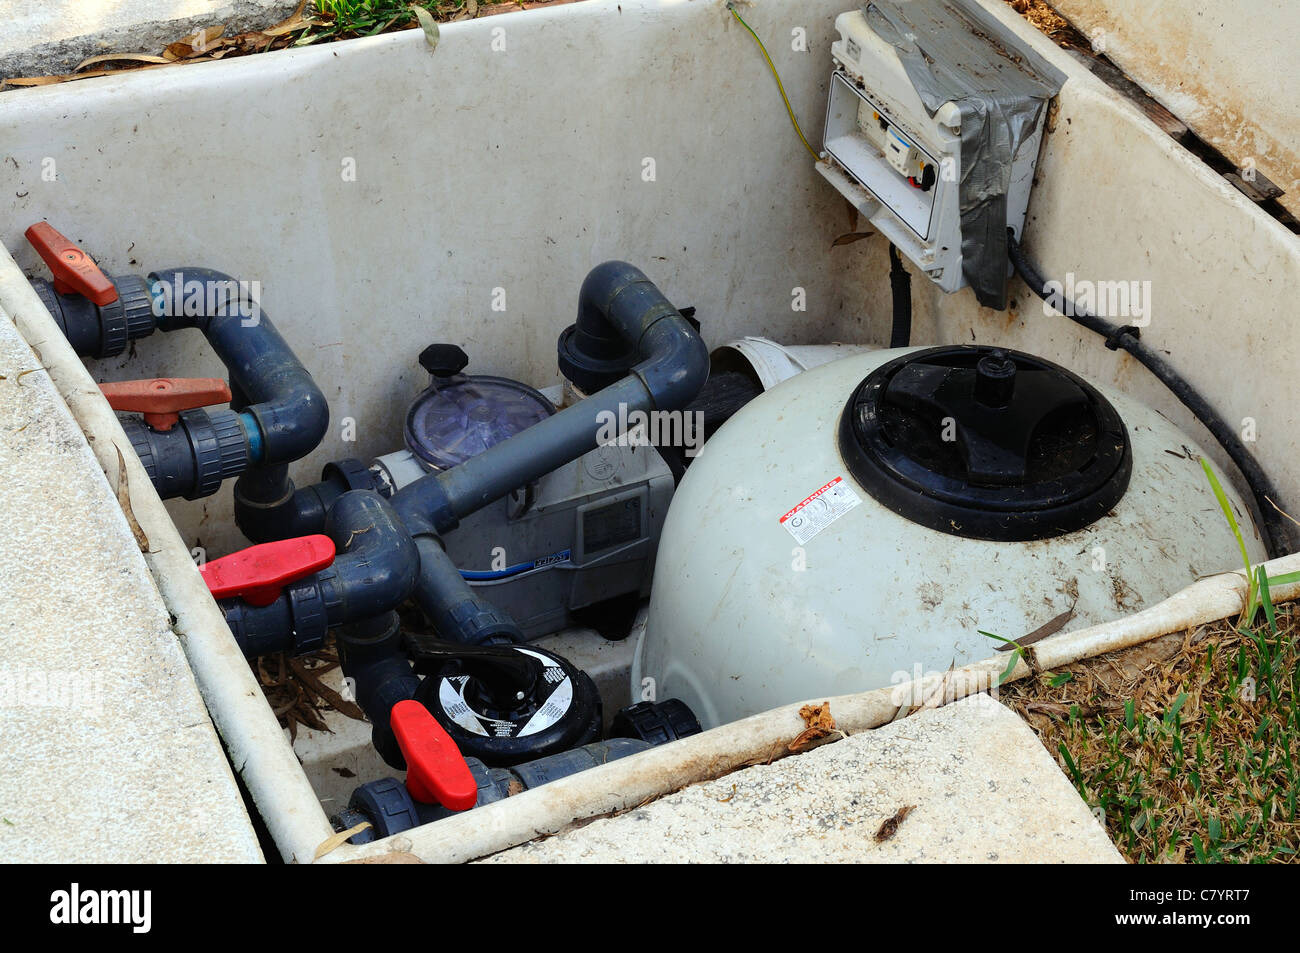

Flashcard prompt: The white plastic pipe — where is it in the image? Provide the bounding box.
[711,336,874,390]
[0,245,335,864]
[327,556,1299,863]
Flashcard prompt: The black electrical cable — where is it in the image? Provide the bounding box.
[888,243,912,348]
[1007,229,1295,559]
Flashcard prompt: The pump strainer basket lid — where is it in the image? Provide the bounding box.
[404,375,555,471]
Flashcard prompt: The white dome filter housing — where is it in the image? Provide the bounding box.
[634,346,1264,730]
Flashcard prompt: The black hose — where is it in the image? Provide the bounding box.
[1006,230,1294,558]
[888,243,912,348]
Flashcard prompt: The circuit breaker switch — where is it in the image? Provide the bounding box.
[884,128,919,177]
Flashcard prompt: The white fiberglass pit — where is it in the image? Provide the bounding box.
[1,0,1295,864]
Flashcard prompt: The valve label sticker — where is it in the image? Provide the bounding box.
[437,647,572,738]
[779,476,862,544]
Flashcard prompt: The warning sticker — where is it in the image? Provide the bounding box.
[779,476,862,544]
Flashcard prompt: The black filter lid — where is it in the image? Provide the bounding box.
[838,346,1131,540]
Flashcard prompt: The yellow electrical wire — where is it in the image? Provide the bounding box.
[728,3,822,163]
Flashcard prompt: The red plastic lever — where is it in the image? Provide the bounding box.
[99,377,232,431]
[25,222,118,306]
[199,535,335,607]
[390,699,478,811]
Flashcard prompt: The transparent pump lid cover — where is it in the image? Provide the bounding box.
[404,375,555,471]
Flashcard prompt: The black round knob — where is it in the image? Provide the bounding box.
[974,349,1016,407]
[418,343,469,378]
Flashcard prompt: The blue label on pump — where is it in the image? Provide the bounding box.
[459,549,571,581]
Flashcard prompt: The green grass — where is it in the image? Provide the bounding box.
[1007,607,1299,862]
[1003,457,1300,862]
[300,0,488,43]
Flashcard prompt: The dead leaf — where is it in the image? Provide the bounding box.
[288,657,366,721]
[225,32,278,54]
[788,701,839,752]
[160,24,227,60]
[874,804,916,842]
[188,24,227,50]
[263,16,316,37]
[4,64,172,88]
[267,0,312,33]
[73,53,171,71]
[114,445,150,552]
[831,231,874,248]
[412,4,441,49]
[994,608,1075,651]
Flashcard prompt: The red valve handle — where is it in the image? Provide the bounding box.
[25,222,119,306]
[199,535,335,607]
[390,699,478,811]
[99,377,232,431]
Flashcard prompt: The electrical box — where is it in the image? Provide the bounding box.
[816,4,1061,307]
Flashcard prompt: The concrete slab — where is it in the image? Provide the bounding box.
[0,0,299,81]
[481,695,1123,863]
[0,309,262,862]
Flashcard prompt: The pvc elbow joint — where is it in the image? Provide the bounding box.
[146,267,329,467]
[221,491,419,657]
[317,491,419,624]
[560,260,709,408]
[632,310,710,411]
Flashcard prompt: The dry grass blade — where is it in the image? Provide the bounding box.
[3,65,172,88]
[314,820,372,859]
[113,445,150,552]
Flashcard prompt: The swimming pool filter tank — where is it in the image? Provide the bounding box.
[634,345,1266,729]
